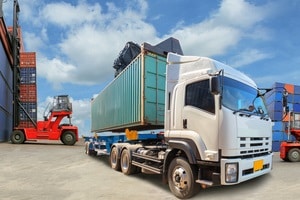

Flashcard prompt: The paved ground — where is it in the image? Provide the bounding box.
[0,140,300,200]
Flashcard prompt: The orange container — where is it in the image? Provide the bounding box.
[20,52,36,67]
[285,83,294,94]
[19,84,37,102]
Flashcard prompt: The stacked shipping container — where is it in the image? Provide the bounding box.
[265,82,300,151]
[17,52,37,128]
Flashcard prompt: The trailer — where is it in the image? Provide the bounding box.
[85,38,273,199]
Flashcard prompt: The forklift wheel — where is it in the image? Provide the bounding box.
[288,148,300,162]
[61,131,76,145]
[11,130,25,144]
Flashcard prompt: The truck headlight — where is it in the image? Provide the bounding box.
[225,163,238,183]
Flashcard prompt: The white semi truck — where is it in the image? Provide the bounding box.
[86,38,273,199]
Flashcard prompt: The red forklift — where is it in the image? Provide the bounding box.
[280,111,300,162]
[11,95,78,145]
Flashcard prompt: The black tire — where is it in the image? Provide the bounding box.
[168,157,199,199]
[85,142,96,156]
[288,148,300,162]
[110,146,121,171]
[61,131,76,145]
[11,130,25,144]
[120,148,136,175]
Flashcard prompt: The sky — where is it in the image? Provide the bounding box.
[2,0,300,136]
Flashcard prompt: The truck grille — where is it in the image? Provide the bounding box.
[239,137,270,158]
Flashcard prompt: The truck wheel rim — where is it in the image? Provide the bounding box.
[291,151,299,160]
[172,167,188,190]
[65,134,73,142]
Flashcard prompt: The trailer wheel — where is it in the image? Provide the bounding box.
[110,146,121,171]
[288,148,300,162]
[85,142,96,156]
[168,157,199,199]
[11,130,25,144]
[61,131,76,145]
[120,148,136,175]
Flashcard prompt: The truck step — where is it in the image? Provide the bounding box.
[195,179,213,186]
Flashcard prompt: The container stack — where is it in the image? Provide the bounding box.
[18,52,37,128]
[265,82,300,151]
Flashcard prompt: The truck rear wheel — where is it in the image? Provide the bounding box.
[168,157,199,199]
[61,131,76,145]
[288,148,300,162]
[110,146,121,171]
[11,130,25,144]
[120,148,136,175]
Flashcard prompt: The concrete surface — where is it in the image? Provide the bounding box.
[0,140,300,200]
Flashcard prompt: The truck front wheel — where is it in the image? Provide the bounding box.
[11,130,25,144]
[168,157,199,199]
[288,148,300,162]
[61,131,76,145]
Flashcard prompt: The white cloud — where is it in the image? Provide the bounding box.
[169,0,272,58]
[38,56,77,89]
[229,49,273,68]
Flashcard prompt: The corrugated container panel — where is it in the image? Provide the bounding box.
[287,94,294,103]
[294,94,300,103]
[0,39,13,141]
[19,102,37,121]
[19,84,37,102]
[272,141,281,152]
[20,52,36,67]
[267,101,282,112]
[273,121,285,131]
[265,90,282,105]
[293,104,300,112]
[268,110,283,121]
[20,67,36,84]
[91,52,166,133]
[272,131,284,141]
[294,85,300,94]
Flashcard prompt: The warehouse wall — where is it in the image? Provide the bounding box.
[265,82,300,151]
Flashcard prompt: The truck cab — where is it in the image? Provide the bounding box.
[164,53,272,192]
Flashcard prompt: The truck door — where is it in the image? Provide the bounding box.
[182,79,219,161]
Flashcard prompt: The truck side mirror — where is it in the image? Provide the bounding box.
[210,76,220,95]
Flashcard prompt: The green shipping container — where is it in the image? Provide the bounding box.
[91,51,166,133]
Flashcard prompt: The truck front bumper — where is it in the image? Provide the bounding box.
[220,152,273,185]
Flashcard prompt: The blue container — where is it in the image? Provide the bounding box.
[287,94,294,103]
[265,91,282,105]
[272,141,281,152]
[268,110,283,121]
[294,94,300,103]
[273,121,285,131]
[294,85,300,94]
[0,39,13,141]
[293,104,300,112]
[272,131,283,141]
[273,82,285,92]
[20,67,36,84]
[19,102,37,121]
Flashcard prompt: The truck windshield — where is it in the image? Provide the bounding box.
[222,77,267,115]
